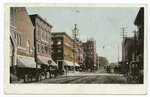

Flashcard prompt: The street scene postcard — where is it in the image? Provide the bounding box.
[4,3,147,94]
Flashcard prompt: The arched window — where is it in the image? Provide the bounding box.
[26,40,30,53]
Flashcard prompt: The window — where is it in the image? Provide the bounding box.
[49,47,51,55]
[51,41,53,45]
[37,24,40,36]
[58,51,61,58]
[18,35,21,46]
[41,27,43,39]
[49,32,51,41]
[45,46,48,55]
[52,51,54,58]
[17,34,19,45]
[45,29,47,40]
[42,45,44,54]
[57,41,61,45]
[10,7,16,27]
[26,40,30,53]
[37,43,40,53]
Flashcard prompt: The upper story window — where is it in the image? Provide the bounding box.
[57,51,61,58]
[18,35,21,46]
[45,29,47,40]
[52,51,54,58]
[37,24,40,36]
[26,40,30,53]
[42,45,44,54]
[49,32,51,41]
[45,45,48,55]
[37,43,40,53]
[49,46,51,55]
[41,27,44,39]
[51,41,53,45]
[10,7,16,27]
[57,41,61,45]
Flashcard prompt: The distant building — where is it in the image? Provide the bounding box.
[29,14,57,73]
[10,7,36,76]
[133,7,144,64]
[72,24,85,70]
[96,53,99,69]
[51,32,80,71]
[122,37,134,65]
[83,38,97,70]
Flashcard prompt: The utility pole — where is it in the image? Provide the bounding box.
[120,27,127,73]
[118,43,119,66]
[120,27,127,39]
[132,30,137,61]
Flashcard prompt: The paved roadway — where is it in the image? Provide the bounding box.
[35,70,127,84]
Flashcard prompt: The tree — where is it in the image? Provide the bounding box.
[99,56,109,68]
[109,62,118,69]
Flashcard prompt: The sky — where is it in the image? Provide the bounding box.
[26,7,140,63]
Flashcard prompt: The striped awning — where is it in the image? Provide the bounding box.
[37,55,57,66]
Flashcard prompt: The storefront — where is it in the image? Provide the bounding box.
[57,60,80,72]
[17,55,40,79]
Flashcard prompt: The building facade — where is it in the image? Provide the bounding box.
[72,24,85,70]
[133,7,144,64]
[51,32,80,71]
[82,38,97,70]
[122,37,135,65]
[10,7,36,77]
[29,14,57,73]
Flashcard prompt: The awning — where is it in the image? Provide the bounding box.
[63,60,80,67]
[75,63,80,67]
[17,56,40,68]
[37,55,57,66]
[64,60,74,66]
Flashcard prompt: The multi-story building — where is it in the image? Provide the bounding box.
[51,32,80,71]
[72,24,85,70]
[122,37,134,64]
[133,7,144,64]
[29,14,57,72]
[10,7,36,77]
[82,38,97,70]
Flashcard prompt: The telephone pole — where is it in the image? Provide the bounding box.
[120,27,127,39]
[120,27,127,70]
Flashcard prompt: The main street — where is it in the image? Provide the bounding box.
[34,70,127,84]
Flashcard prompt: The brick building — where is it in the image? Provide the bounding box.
[29,14,57,73]
[133,7,144,64]
[51,32,80,71]
[122,37,134,64]
[10,7,36,77]
[82,38,97,70]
